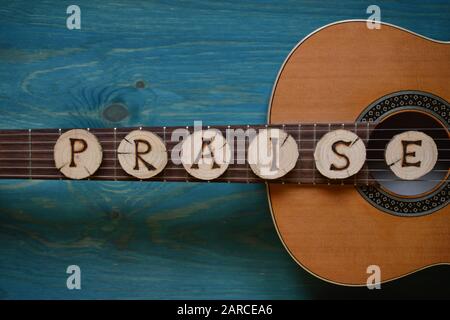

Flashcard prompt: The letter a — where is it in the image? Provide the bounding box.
[66,265,81,290]
[66,5,81,30]
[366,265,381,289]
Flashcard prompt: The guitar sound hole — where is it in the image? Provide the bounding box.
[368,110,449,197]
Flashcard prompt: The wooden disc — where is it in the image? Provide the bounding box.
[180,129,231,180]
[314,129,366,179]
[117,130,168,179]
[247,128,298,179]
[54,129,103,180]
[385,130,438,180]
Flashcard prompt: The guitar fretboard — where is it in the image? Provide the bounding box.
[0,123,378,185]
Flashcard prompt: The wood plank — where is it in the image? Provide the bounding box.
[0,0,449,299]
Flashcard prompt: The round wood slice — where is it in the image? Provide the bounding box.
[385,130,438,180]
[117,130,168,179]
[247,128,298,180]
[314,129,366,179]
[180,129,231,180]
[54,129,103,180]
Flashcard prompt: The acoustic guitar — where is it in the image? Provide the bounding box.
[0,20,448,286]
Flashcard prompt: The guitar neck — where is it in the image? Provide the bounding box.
[0,123,377,185]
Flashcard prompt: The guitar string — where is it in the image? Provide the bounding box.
[0,154,448,181]
[0,126,448,137]
[0,154,448,177]
[0,162,445,179]
[0,127,448,147]
[0,165,448,173]
[0,137,450,145]
[1,156,449,161]
[0,155,449,163]
[0,148,449,161]
[0,173,447,183]
[0,147,449,154]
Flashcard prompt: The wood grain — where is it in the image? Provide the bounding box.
[313,129,366,180]
[117,130,168,179]
[181,129,232,180]
[385,131,438,180]
[247,128,299,180]
[0,0,449,299]
[54,129,103,179]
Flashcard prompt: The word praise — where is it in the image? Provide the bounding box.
[53,126,438,181]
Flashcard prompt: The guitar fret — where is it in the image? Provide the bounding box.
[163,126,167,182]
[113,127,117,181]
[185,126,189,182]
[246,125,250,183]
[28,129,32,179]
[58,128,62,180]
[313,124,316,185]
[297,124,301,185]
[327,123,332,186]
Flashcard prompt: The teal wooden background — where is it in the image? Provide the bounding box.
[0,0,449,299]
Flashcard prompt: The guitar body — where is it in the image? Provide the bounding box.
[268,21,450,286]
